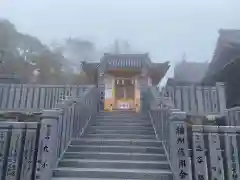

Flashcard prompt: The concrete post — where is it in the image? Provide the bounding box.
[216,82,226,115]
[206,126,224,180]
[219,126,240,180]
[169,111,191,180]
[196,86,204,115]
[34,109,61,180]
[192,125,208,180]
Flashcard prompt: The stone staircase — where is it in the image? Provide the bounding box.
[52,111,173,180]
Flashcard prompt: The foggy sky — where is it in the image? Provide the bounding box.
[0,0,239,65]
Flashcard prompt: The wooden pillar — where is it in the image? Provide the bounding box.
[104,75,114,111]
[135,78,140,112]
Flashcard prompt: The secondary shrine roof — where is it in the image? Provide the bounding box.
[149,62,170,85]
[204,29,240,82]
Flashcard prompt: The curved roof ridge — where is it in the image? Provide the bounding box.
[103,52,149,56]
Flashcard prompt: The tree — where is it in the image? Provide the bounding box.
[0,20,18,51]
[0,19,98,85]
[29,50,64,84]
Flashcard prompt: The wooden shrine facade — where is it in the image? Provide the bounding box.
[82,53,169,111]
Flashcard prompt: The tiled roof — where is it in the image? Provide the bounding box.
[81,54,170,85]
[81,62,99,74]
[0,74,21,83]
[101,53,150,69]
[174,61,209,83]
[149,62,170,85]
[205,45,240,79]
[166,78,203,86]
[211,30,240,65]
[204,29,240,81]
[219,29,240,45]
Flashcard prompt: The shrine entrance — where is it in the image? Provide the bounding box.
[114,78,135,110]
[103,69,141,112]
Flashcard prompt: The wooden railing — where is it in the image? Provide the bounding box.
[0,87,99,180]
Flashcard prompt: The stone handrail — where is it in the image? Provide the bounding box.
[149,107,240,180]
[225,106,240,126]
[0,86,99,180]
[0,84,93,110]
[144,86,240,180]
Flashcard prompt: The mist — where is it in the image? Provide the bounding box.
[0,0,239,64]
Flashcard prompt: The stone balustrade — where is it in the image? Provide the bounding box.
[0,86,99,180]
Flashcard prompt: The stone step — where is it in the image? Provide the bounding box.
[52,112,173,180]
[83,134,156,139]
[97,114,140,116]
[91,122,152,126]
[63,152,167,161]
[95,116,148,119]
[52,168,173,179]
[95,119,149,122]
[58,159,170,170]
[97,115,143,118]
[96,116,148,120]
[89,125,154,131]
[52,178,149,180]
[93,119,149,123]
[98,111,140,115]
[71,138,162,147]
[86,129,155,135]
[67,145,165,154]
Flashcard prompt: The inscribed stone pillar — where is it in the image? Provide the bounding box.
[169,111,191,180]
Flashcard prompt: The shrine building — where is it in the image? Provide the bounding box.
[81,53,169,111]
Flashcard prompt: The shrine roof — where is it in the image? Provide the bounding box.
[101,53,151,69]
[81,53,170,84]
